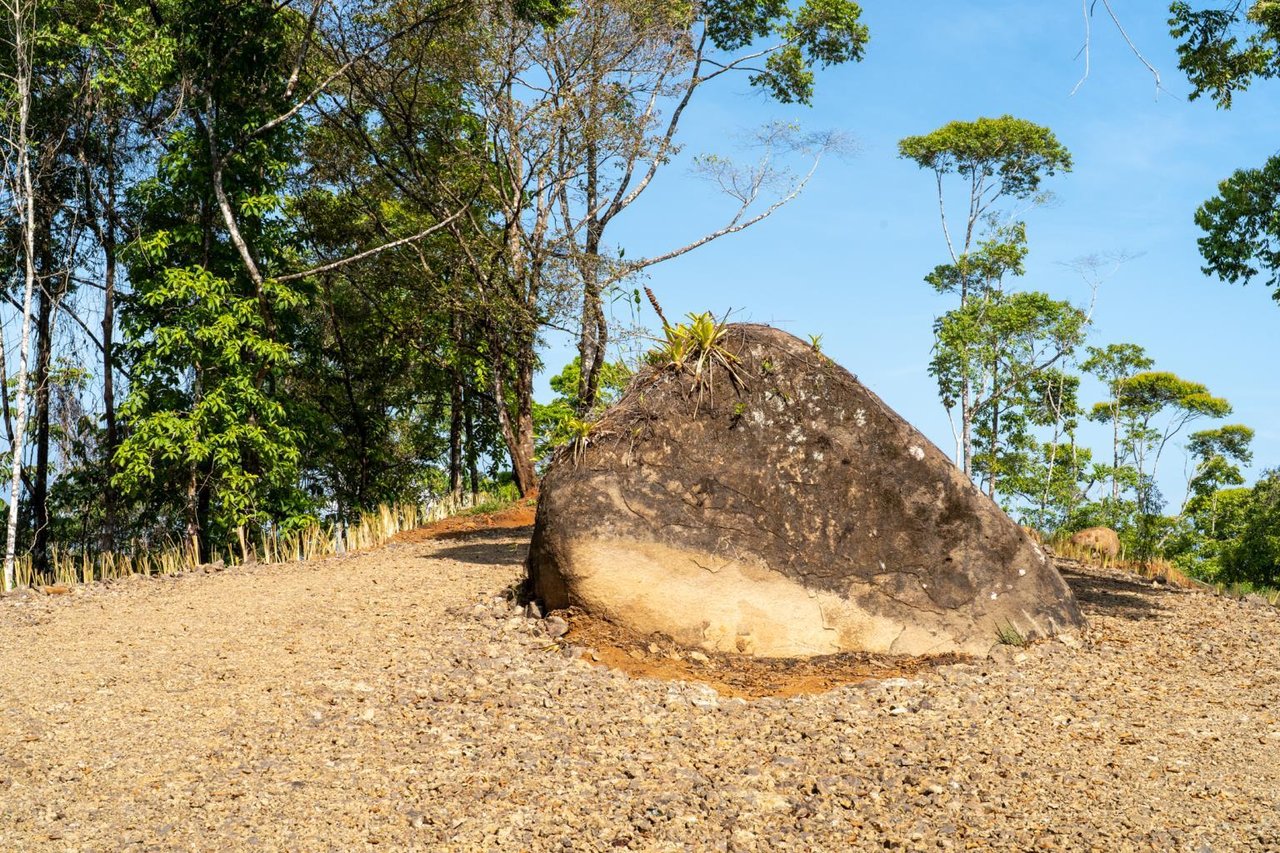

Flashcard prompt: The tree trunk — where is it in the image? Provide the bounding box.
[448,313,464,499]
[449,375,464,500]
[196,465,212,563]
[986,356,1000,502]
[463,386,479,497]
[100,144,119,553]
[1111,401,1121,502]
[4,0,38,592]
[492,360,537,497]
[576,137,606,413]
[31,217,55,577]
[185,466,201,561]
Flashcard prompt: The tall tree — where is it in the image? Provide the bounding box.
[1083,342,1155,502]
[899,116,1072,477]
[1183,423,1254,528]
[0,0,39,590]
[115,0,312,560]
[1106,370,1231,557]
[539,0,869,412]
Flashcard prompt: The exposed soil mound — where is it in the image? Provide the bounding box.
[528,323,1085,657]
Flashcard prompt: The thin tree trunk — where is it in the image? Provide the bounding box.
[4,0,39,591]
[463,386,479,497]
[448,312,464,499]
[1112,401,1121,502]
[492,360,537,497]
[100,140,119,553]
[185,466,200,560]
[576,136,605,412]
[31,217,54,577]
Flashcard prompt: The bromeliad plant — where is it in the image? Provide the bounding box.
[647,310,745,392]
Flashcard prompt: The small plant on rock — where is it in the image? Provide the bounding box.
[647,311,744,392]
[995,621,1028,647]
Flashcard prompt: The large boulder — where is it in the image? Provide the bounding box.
[527,324,1086,657]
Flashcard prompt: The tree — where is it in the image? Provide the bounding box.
[1163,423,1256,575]
[1185,423,1254,514]
[540,0,869,412]
[1170,1,1279,109]
[899,116,1073,477]
[932,287,1089,501]
[1083,342,1154,501]
[0,0,39,590]
[1105,371,1231,557]
[1001,368,1093,532]
[1169,3,1280,297]
[115,0,313,561]
[899,116,1072,303]
[1221,469,1280,587]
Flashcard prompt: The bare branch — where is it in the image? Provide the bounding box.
[274,202,471,283]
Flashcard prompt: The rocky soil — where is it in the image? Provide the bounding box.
[2,518,1279,851]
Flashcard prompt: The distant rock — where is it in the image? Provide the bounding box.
[527,324,1085,657]
[1069,527,1120,562]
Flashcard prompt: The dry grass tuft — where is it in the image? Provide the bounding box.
[9,492,487,592]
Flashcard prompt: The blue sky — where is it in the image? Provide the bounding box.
[539,2,1280,510]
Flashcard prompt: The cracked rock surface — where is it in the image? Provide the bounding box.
[529,324,1083,657]
[1,526,1278,851]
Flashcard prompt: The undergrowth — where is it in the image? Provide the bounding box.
[11,492,488,591]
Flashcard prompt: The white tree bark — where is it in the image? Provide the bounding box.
[3,0,38,591]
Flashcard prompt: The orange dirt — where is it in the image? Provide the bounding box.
[563,609,968,699]
[393,497,538,543]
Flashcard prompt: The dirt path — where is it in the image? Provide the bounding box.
[1,524,1278,851]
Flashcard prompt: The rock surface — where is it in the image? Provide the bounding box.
[1071,526,1122,560]
[1,526,1278,851]
[529,324,1084,657]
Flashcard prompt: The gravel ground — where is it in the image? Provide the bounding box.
[1,523,1279,852]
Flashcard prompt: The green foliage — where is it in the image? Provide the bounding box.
[1170,4,1280,304]
[514,0,576,28]
[1221,469,1280,587]
[702,0,869,104]
[1002,371,1092,531]
[1187,425,1254,499]
[923,224,1029,297]
[534,357,631,463]
[1194,155,1280,292]
[932,292,1088,414]
[1113,372,1231,421]
[116,267,308,536]
[995,621,1027,647]
[1092,371,1233,559]
[898,116,1072,200]
[1170,1,1280,108]
[114,0,313,553]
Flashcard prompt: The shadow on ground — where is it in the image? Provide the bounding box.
[430,525,535,543]
[431,526,533,567]
[1058,563,1171,621]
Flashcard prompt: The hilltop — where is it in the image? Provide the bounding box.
[1,513,1277,850]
